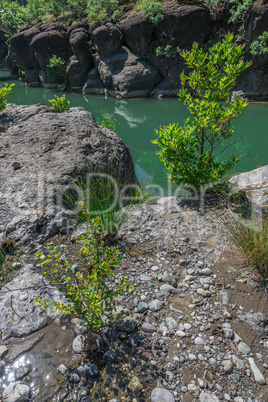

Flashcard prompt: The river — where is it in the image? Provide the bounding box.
[1,71,268,193]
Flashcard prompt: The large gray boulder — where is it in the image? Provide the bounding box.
[0,104,137,246]
[229,165,268,210]
[97,50,161,97]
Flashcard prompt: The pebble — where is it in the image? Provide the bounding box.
[160,284,176,292]
[0,345,8,359]
[151,387,175,402]
[199,390,220,401]
[220,291,231,305]
[248,357,266,384]
[58,364,68,375]
[238,342,251,355]
[223,360,234,374]
[68,373,80,383]
[72,335,84,354]
[85,364,99,379]
[166,317,177,329]
[176,330,186,337]
[128,376,143,392]
[194,336,204,345]
[137,302,148,313]
[189,353,197,361]
[223,328,234,339]
[201,268,213,276]
[12,162,21,170]
[116,316,137,333]
[148,299,164,311]
[141,323,156,333]
[15,366,31,380]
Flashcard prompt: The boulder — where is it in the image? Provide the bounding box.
[244,5,268,43]
[10,27,40,70]
[83,67,105,95]
[30,30,71,70]
[39,70,64,89]
[120,12,153,55]
[67,57,89,90]
[97,50,161,97]
[0,104,137,246]
[157,4,211,47]
[229,165,268,211]
[25,68,40,87]
[69,28,93,68]
[0,30,7,69]
[92,23,122,56]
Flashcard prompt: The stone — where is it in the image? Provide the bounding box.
[160,284,176,292]
[199,390,220,401]
[92,23,121,56]
[139,273,152,281]
[148,299,164,312]
[68,373,80,383]
[189,353,197,361]
[223,328,234,339]
[223,360,234,374]
[72,335,84,354]
[220,291,231,305]
[201,268,213,276]
[14,366,31,380]
[151,387,175,402]
[166,317,177,330]
[97,50,161,97]
[141,323,157,333]
[194,337,204,345]
[0,345,8,359]
[248,357,266,384]
[176,330,186,337]
[137,301,149,313]
[85,364,99,379]
[0,104,137,245]
[2,383,31,402]
[128,376,143,393]
[116,316,137,333]
[58,364,68,375]
[238,342,251,355]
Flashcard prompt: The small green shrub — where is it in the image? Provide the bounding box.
[49,94,70,113]
[34,217,131,330]
[96,110,120,132]
[46,55,66,78]
[0,83,14,111]
[225,213,268,280]
[250,31,268,56]
[155,44,181,59]
[153,33,251,191]
[229,0,252,25]
[86,0,119,27]
[138,0,164,25]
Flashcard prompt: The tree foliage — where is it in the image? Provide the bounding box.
[153,33,252,191]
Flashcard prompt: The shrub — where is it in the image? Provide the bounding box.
[138,0,164,25]
[0,83,14,111]
[96,110,120,132]
[153,33,251,192]
[250,31,268,56]
[46,55,66,78]
[225,213,268,280]
[49,94,70,112]
[34,217,131,330]
[86,0,119,27]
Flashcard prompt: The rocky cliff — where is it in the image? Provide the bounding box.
[1,1,268,99]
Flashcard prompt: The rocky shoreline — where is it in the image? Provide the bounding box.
[1,1,268,99]
[0,197,267,401]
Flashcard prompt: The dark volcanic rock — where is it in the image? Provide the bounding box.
[67,57,89,90]
[30,30,71,70]
[120,12,153,55]
[0,30,7,69]
[158,4,211,47]
[97,50,161,97]
[92,23,122,56]
[245,5,268,43]
[0,104,137,246]
[10,27,40,70]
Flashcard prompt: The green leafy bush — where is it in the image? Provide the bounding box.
[229,0,252,24]
[96,110,120,132]
[155,44,181,59]
[225,213,268,280]
[46,55,66,78]
[0,83,14,111]
[153,33,251,191]
[34,217,131,330]
[49,94,70,112]
[0,0,30,37]
[250,31,268,56]
[86,0,119,27]
[138,0,164,25]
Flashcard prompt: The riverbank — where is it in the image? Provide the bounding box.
[0,197,267,401]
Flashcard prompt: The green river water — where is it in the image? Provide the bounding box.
[1,71,268,192]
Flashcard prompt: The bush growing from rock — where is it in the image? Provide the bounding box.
[153,33,251,191]
[34,217,131,330]
[0,83,14,111]
[49,94,70,112]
